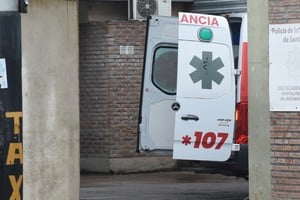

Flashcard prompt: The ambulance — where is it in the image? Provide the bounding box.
[138,12,248,179]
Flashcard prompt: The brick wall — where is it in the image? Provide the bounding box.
[271,113,300,199]
[79,21,146,159]
[269,1,300,199]
[80,23,109,158]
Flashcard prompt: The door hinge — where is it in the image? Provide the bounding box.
[232,144,240,151]
[234,69,241,76]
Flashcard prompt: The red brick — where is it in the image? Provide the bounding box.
[80,21,146,158]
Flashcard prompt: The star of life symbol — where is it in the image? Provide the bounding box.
[189,51,224,89]
[182,135,191,146]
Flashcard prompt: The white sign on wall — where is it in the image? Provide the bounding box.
[269,23,300,111]
[0,58,8,89]
[119,46,134,55]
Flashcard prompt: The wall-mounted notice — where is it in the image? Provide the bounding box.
[120,46,134,55]
[0,58,8,89]
[269,23,300,111]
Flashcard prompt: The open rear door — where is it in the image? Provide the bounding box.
[139,16,178,151]
[173,13,236,161]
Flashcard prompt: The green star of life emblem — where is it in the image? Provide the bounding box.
[189,51,224,89]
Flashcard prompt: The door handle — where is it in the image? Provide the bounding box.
[181,114,199,121]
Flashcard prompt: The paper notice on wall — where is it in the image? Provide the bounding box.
[0,58,8,89]
[269,23,300,111]
[120,46,134,55]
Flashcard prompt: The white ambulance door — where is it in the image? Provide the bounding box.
[173,13,236,161]
[139,16,178,151]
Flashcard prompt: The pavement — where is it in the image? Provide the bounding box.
[80,170,249,200]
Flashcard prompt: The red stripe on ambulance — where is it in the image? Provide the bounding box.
[240,42,248,102]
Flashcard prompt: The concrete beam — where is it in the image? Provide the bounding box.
[248,0,272,199]
[22,1,80,199]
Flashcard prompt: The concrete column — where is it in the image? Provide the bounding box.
[248,1,272,199]
[21,1,79,199]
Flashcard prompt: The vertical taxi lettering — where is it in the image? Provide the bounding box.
[3,111,23,200]
[6,112,22,134]
[6,143,23,165]
[9,175,23,200]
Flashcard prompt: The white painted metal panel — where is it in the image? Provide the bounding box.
[189,0,247,14]
[139,16,178,151]
[173,12,235,161]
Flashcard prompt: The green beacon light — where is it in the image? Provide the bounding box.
[198,28,213,42]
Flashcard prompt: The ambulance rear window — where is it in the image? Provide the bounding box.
[152,47,178,94]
